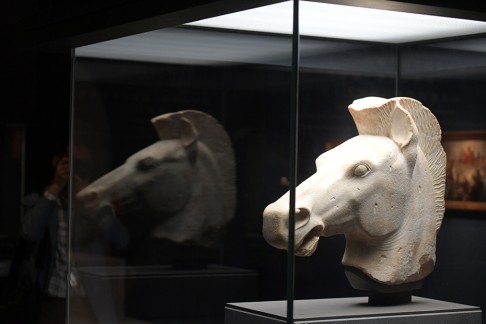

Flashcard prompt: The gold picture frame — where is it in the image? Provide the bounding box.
[443,131,486,211]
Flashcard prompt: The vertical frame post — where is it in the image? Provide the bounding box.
[287,0,300,323]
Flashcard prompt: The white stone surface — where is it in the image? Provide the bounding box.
[263,97,446,285]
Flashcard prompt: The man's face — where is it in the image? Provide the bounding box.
[71,144,94,194]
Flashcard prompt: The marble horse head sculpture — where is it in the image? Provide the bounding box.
[77,110,235,248]
[263,97,446,286]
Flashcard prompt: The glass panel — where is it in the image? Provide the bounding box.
[290,1,486,321]
[69,3,293,323]
[295,38,397,299]
[68,2,486,323]
[398,35,486,310]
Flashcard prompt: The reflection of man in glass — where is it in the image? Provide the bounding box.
[22,145,72,324]
[21,143,129,324]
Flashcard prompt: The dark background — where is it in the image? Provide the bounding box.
[2,0,486,322]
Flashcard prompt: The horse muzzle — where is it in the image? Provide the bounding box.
[263,203,323,256]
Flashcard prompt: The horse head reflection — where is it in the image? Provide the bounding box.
[77,110,236,248]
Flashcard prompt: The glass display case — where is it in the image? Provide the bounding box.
[70,1,486,323]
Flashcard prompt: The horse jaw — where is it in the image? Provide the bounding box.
[341,152,437,285]
[342,230,436,285]
[151,142,228,248]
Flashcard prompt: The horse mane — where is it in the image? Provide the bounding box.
[152,110,236,224]
[348,97,446,231]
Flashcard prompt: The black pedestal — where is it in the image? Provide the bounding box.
[344,266,422,306]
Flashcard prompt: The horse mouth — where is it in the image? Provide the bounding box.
[295,226,322,256]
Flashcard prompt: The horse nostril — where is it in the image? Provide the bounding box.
[295,207,311,229]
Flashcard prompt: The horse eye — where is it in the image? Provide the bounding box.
[353,163,370,177]
[137,157,159,172]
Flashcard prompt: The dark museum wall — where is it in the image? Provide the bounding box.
[2,0,486,322]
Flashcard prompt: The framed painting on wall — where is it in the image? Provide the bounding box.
[443,131,486,211]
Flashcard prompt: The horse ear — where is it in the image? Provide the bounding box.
[152,116,176,139]
[390,106,418,165]
[151,115,198,149]
[179,117,198,149]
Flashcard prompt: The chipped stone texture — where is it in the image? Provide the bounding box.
[263,97,446,285]
[77,110,235,248]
